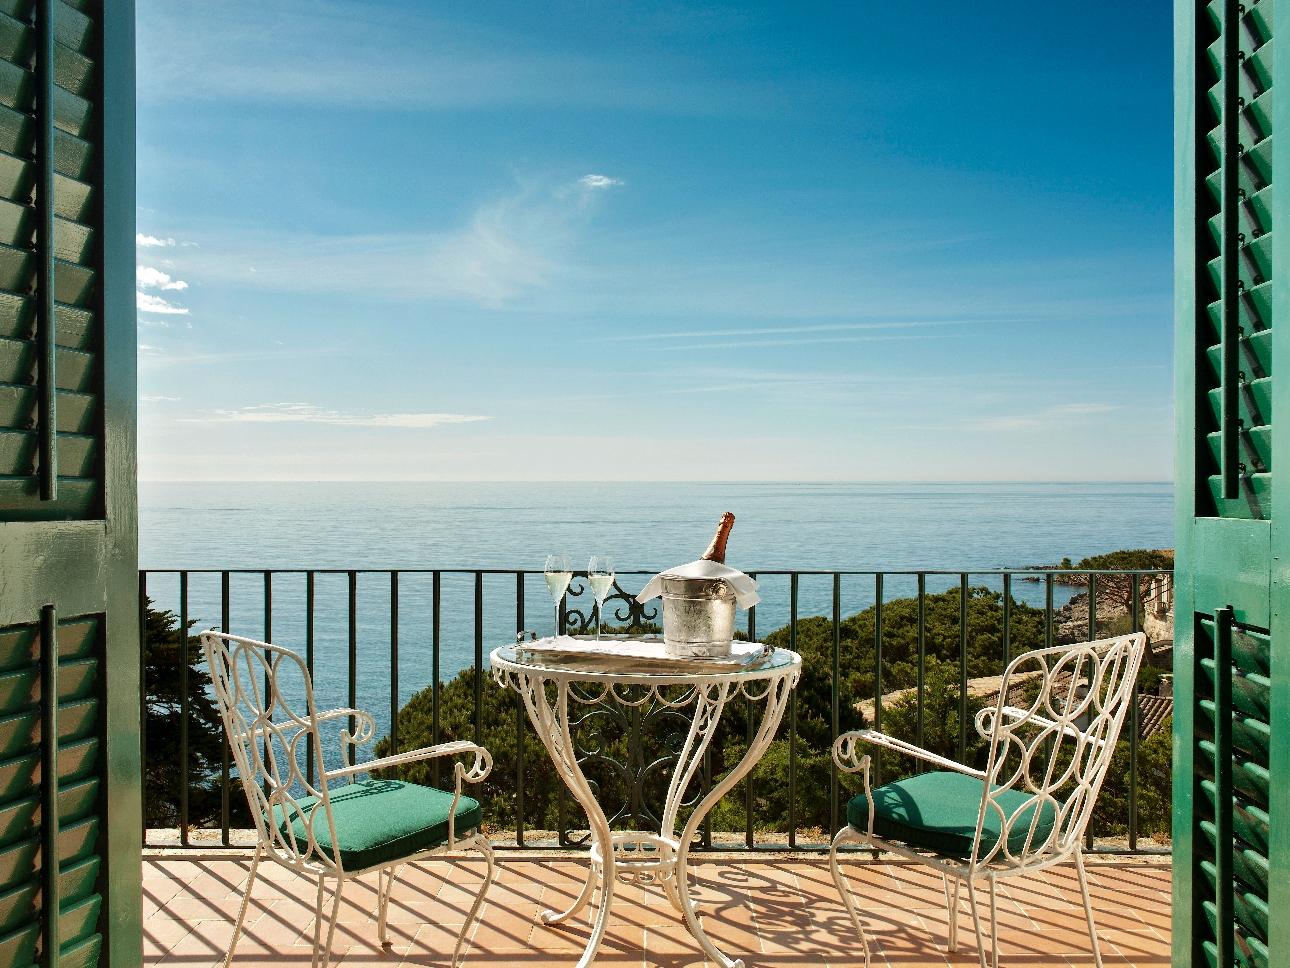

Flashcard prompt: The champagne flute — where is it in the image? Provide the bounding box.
[587,555,615,641]
[544,555,572,637]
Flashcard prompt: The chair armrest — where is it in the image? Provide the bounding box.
[315,708,377,754]
[835,729,986,780]
[316,707,366,725]
[324,740,492,782]
[832,731,871,774]
[831,733,876,838]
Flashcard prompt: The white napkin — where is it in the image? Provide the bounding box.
[636,559,761,609]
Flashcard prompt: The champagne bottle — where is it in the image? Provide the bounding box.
[701,512,736,564]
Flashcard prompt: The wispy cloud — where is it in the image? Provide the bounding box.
[137,266,188,290]
[138,1,766,117]
[580,174,622,189]
[141,395,180,401]
[973,402,1123,432]
[601,319,984,343]
[196,403,491,428]
[186,176,617,307]
[137,234,175,247]
[1048,402,1121,415]
[649,332,966,351]
[137,292,190,314]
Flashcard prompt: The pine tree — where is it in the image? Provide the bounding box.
[143,599,252,830]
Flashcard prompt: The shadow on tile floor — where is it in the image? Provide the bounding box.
[143,856,1171,968]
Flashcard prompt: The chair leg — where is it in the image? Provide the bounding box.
[946,874,961,951]
[312,874,325,964]
[377,866,396,946]
[965,878,987,968]
[450,839,498,968]
[1075,850,1104,968]
[224,846,261,968]
[989,876,999,968]
[312,876,345,968]
[828,826,872,968]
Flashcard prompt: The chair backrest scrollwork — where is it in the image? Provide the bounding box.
[971,633,1146,870]
[200,631,342,873]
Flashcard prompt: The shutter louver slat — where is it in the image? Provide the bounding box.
[0,0,98,523]
[0,616,104,965]
[1196,1,1274,521]
[1193,605,1274,965]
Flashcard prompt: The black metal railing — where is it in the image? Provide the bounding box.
[140,567,1174,854]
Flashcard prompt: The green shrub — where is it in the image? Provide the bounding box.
[375,584,1171,841]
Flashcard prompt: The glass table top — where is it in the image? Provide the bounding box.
[491,636,800,682]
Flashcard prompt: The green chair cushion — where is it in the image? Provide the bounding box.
[276,779,482,872]
[846,770,1057,858]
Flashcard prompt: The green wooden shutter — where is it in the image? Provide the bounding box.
[0,0,102,518]
[1175,2,1289,968]
[0,3,137,968]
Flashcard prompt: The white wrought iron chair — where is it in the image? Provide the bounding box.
[830,632,1147,968]
[201,631,497,968]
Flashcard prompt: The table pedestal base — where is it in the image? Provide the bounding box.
[494,654,798,968]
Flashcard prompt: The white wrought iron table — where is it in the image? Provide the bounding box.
[491,642,801,968]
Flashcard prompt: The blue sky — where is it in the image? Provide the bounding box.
[135,0,1173,482]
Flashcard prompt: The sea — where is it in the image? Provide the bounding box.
[140,481,1174,747]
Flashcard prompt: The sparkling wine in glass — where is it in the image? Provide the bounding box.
[544,555,572,637]
[587,555,615,640]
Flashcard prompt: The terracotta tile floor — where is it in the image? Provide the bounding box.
[143,853,1170,968]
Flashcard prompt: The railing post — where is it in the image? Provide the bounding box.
[1085,572,1098,850]
[959,573,968,764]
[515,572,526,848]
[264,571,273,643]
[830,572,840,837]
[916,573,926,752]
[40,604,58,968]
[179,572,189,846]
[348,571,357,767]
[1045,572,1054,649]
[221,572,230,846]
[746,575,756,849]
[390,571,399,767]
[1002,572,1011,669]
[873,573,884,790]
[1129,574,1140,852]
[264,572,274,796]
[474,572,483,748]
[306,572,315,786]
[1088,573,1098,642]
[432,572,441,789]
[788,573,798,850]
[703,746,712,850]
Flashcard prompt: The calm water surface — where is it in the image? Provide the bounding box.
[140,481,1173,747]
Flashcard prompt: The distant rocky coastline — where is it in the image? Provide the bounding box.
[1018,547,1175,662]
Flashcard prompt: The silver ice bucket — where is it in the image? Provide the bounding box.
[661,576,736,658]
